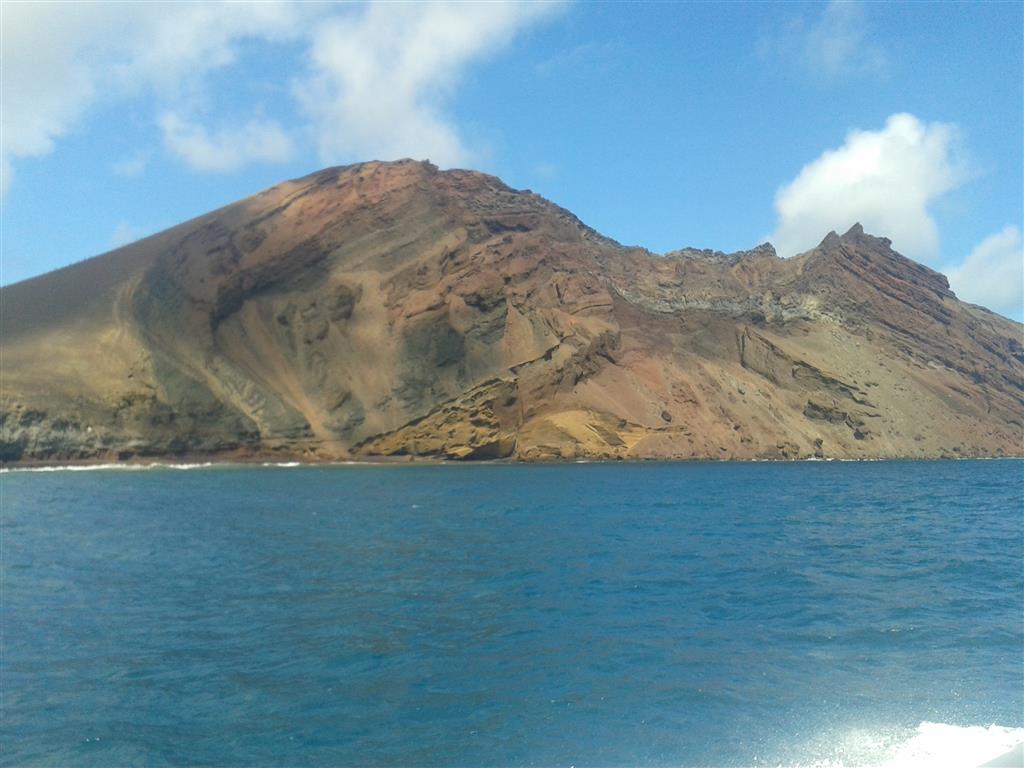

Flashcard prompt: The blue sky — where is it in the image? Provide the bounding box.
[2,1,1022,318]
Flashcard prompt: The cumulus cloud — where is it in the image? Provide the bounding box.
[294,2,560,168]
[944,227,1023,317]
[0,1,558,196]
[769,113,967,260]
[159,113,294,172]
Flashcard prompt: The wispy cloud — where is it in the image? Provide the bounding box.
[158,113,294,173]
[768,113,966,261]
[110,220,143,249]
[760,0,887,80]
[533,41,618,77]
[944,227,1023,317]
[112,153,149,178]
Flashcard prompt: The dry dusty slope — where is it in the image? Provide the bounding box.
[2,160,1022,463]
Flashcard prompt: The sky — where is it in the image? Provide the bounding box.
[1,1,1022,319]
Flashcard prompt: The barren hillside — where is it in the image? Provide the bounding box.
[2,160,1022,462]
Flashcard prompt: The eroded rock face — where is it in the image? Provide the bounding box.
[2,161,1022,463]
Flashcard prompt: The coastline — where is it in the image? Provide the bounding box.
[3,452,1021,472]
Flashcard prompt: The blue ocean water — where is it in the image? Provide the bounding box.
[2,460,1022,767]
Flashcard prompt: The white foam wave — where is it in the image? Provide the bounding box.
[788,722,1023,768]
[1,462,216,473]
[881,723,1023,768]
[0,460,420,473]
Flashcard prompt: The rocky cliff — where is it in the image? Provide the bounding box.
[2,160,1022,463]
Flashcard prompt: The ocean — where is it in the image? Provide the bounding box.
[3,460,1022,767]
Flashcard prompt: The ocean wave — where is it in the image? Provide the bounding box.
[0,462,217,473]
[1,460,389,473]
[789,722,1023,768]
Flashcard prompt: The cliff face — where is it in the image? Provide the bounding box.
[2,160,1022,463]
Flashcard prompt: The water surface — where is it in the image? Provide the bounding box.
[3,461,1022,766]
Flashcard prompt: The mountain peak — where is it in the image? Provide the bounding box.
[817,223,888,253]
[817,230,842,251]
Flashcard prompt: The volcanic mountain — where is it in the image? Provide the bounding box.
[2,160,1022,463]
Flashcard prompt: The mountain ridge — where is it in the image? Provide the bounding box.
[2,159,1022,463]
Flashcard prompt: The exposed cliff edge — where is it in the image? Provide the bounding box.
[2,160,1022,463]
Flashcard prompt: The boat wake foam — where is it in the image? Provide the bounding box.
[789,722,1023,768]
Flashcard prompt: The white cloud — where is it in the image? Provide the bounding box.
[1,1,559,195]
[295,2,560,168]
[761,0,886,80]
[769,113,967,260]
[159,113,294,172]
[110,221,143,249]
[944,227,1024,317]
[803,1,886,79]
[1,4,105,167]
[0,2,313,196]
